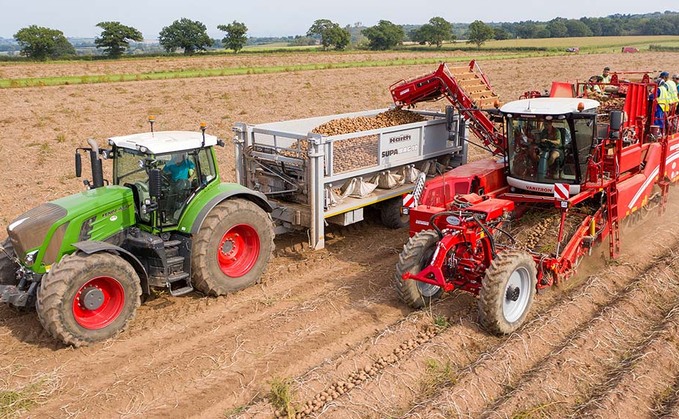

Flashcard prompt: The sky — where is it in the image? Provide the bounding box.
[0,0,677,39]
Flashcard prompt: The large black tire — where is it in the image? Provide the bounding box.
[192,199,275,296]
[380,197,409,229]
[36,252,142,347]
[394,230,444,309]
[0,238,18,285]
[479,250,537,335]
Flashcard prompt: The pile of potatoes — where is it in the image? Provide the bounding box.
[312,108,425,173]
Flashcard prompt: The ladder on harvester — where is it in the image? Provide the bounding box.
[606,186,621,258]
[390,60,505,155]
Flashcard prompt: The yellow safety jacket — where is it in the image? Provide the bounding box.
[666,79,679,104]
[657,83,672,112]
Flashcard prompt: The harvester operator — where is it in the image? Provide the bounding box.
[531,120,564,179]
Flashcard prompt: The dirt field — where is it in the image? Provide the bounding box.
[2,51,679,418]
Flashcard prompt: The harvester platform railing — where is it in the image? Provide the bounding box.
[390,61,506,155]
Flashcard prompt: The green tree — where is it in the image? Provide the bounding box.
[307,19,351,50]
[466,20,494,48]
[13,25,75,60]
[94,21,143,58]
[217,21,248,53]
[493,27,510,40]
[362,20,404,50]
[565,19,593,37]
[546,18,568,38]
[420,17,454,48]
[159,18,212,54]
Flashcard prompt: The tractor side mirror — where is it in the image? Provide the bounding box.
[149,168,162,199]
[75,152,82,177]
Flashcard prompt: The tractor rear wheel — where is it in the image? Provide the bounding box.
[0,238,18,285]
[479,250,537,335]
[380,197,409,229]
[192,199,274,296]
[394,230,443,308]
[36,252,141,347]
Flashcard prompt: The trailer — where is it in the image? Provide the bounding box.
[233,108,468,249]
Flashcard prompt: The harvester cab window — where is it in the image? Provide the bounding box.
[507,117,575,183]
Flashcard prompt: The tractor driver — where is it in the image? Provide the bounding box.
[163,152,195,182]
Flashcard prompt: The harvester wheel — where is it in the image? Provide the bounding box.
[192,199,274,296]
[36,252,141,347]
[479,250,536,335]
[0,238,18,285]
[381,197,409,229]
[394,230,443,308]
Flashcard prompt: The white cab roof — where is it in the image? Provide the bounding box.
[108,131,219,155]
[500,98,599,116]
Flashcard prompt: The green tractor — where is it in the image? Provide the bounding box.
[0,123,275,346]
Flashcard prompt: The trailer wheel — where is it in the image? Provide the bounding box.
[192,199,274,296]
[36,252,141,347]
[381,197,409,229]
[0,238,18,285]
[394,230,443,308]
[479,250,536,335]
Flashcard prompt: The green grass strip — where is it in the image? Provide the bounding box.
[0,52,555,89]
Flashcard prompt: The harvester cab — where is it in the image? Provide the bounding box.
[1,122,274,347]
[502,97,601,194]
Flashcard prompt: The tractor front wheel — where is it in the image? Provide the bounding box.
[479,250,537,335]
[394,230,443,309]
[36,252,141,347]
[0,238,18,285]
[192,199,274,296]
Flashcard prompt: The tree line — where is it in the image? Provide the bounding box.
[11,11,679,60]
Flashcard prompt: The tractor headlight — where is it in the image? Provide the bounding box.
[25,250,38,265]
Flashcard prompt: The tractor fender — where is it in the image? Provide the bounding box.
[180,184,272,236]
[72,241,150,294]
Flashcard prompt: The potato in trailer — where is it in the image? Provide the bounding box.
[233,107,469,249]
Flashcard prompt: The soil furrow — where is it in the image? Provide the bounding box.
[15,226,410,417]
[396,224,679,419]
[479,249,679,418]
[571,304,679,418]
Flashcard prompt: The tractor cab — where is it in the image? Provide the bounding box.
[501,98,599,195]
[108,131,221,227]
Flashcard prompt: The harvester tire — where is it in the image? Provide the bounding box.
[394,230,443,308]
[0,238,18,285]
[192,198,274,296]
[36,252,141,347]
[380,197,409,229]
[479,250,536,335]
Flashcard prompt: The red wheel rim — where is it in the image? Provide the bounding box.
[217,224,260,277]
[72,276,125,330]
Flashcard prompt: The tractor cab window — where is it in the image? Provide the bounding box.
[114,148,153,223]
[157,151,199,226]
[506,116,577,184]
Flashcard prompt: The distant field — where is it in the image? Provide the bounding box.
[426,35,679,52]
[1,35,678,88]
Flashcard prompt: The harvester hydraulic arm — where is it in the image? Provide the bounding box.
[390,62,506,155]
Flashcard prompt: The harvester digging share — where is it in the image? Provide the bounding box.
[392,61,679,333]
